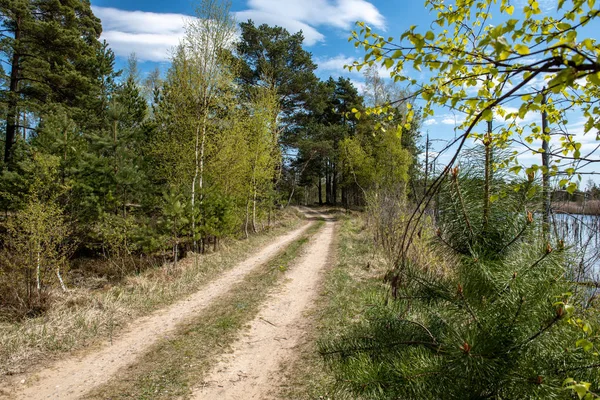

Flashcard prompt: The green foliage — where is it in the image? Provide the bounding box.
[292,76,364,206]
[236,21,318,124]
[341,125,411,194]
[0,153,73,315]
[334,4,600,395]
[200,191,237,239]
[349,0,600,182]
[159,190,189,262]
[0,0,103,163]
[321,169,600,398]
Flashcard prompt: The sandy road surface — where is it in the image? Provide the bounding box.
[3,221,313,400]
[192,216,336,399]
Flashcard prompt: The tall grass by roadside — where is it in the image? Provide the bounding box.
[83,220,324,399]
[275,214,388,399]
[0,209,303,378]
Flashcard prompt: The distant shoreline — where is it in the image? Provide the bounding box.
[552,200,600,216]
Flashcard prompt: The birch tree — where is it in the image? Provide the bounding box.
[181,0,236,251]
[243,84,280,236]
[153,0,236,252]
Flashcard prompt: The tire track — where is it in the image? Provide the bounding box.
[4,221,314,400]
[192,217,336,399]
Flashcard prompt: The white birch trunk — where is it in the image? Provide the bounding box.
[191,125,200,252]
[244,198,250,239]
[36,249,41,292]
[252,188,257,234]
[56,266,67,292]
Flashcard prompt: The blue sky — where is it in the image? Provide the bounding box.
[90,0,426,83]
[90,0,600,186]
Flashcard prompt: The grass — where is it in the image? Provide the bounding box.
[0,209,305,378]
[82,220,325,399]
[275,213,389,400]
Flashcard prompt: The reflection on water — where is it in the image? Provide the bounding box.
[551,213,600,282]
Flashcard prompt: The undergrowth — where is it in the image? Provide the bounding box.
[0,209,303,378]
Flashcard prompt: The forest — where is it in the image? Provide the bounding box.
[1,0,600,399]
[0,0,417,313]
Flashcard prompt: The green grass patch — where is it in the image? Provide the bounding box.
[276,214,388,400]
[84,221,324,399]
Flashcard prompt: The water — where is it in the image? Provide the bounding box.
[551,213,600,282]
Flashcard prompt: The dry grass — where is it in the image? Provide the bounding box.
[0,209,303,378]
[82,221,324,399]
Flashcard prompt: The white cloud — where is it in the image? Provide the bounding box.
[514,0,557,12]
[236,0,385,46]
[247,0,383,29]
[94,6,189,61]
[315,54,391,83]
[235,10,324,45]
[349,79,366,93]
[93,1,385,61]
[424,118,438,126]
[440,115,465,126]
[316,55,355,71]
[101,31,182,62]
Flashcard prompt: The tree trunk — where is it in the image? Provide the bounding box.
[252,188,258,234]
[325,160,331,205]
[22,112,27,140]
[191,125,201,252]
[483,123,492,234]
[36,248,41,293]
[318,176,323,206]
[332,162,338,206]
[244,198,250,239]
[541,90,551,237]
[57,266,67,292]
[424,133,429,198]
[5,15,22,166]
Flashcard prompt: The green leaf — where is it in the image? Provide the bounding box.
[565,304,575,315]
[557,22,571,31]
[514,44,530,55]
[482,108,493,121]
[588,72,600,86]
[576,339,594,352]
[571,382,592,399]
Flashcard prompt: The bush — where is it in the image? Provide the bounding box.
[0,153,74,320]
[320,163,600,399]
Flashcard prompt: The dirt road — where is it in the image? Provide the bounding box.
[192,217,336,399]
[4,221,314,400]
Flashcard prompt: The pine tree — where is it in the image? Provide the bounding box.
[236,21,317,126]
[320,152,600,399]
[0,0,103,166]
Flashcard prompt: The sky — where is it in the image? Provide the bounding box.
[90,0,600,186]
